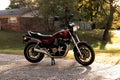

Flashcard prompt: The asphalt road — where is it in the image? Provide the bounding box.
[0,54,120,80]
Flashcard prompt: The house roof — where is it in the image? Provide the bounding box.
[0,8,36,17]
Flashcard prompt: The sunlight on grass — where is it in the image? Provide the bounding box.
[66,50,120,64]
[106,30,120,50]
[0,49,23,55]
[96,50,120,64]
[92,42,101,50]
[66,50,74,59]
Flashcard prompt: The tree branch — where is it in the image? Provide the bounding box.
[103,0,110,4]
[115,8,120,15]
[99,0,108,16]
[20,0,39,17]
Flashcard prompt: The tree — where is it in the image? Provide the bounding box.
[8,0,38,9]
[8,0,120,46]
[77,0,101,22]
[77,0,120,49]
[100,0,118,49]
[8,0,20,9]
[37,0,78,31]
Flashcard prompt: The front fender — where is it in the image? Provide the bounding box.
[77,41,87,45]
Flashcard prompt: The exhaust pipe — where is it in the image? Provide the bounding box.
[34,48,52,57]
[34,48,48,54]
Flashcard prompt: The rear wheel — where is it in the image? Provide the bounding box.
[24,42,44,63]
[74,42,95,66]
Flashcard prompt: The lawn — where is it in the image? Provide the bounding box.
[76,29,103,49]
[0,30,25,54]
[0,30,120,64]
[0,29,120,54]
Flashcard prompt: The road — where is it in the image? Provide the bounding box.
[0,54,120,80]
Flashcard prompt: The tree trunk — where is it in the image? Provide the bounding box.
[101,0,115,49]
[64,7,69,26]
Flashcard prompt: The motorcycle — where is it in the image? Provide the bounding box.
[22,15,95,66]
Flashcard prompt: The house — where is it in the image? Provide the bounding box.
[0,8,43,31]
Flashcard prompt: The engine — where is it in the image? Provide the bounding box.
[49,38,68,56]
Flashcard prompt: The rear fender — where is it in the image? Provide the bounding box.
[23,35,41,44]
[24,42,38,50]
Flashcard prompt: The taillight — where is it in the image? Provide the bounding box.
[22,35,30,43]
[23,35,27,40]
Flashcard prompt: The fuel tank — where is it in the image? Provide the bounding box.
[52,29,69,38]
[41,29,70,45]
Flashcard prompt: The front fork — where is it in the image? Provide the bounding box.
[69,31,83,58]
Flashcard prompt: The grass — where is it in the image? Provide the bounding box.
[0,30,120,64]
[0,30,120,61]
[0,29,120,53]
[76,29,103,49]
[0,30,25,54]
[0,29,103,54]
[66,50,120,64]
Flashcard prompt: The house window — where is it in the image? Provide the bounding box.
[8,17,17,23]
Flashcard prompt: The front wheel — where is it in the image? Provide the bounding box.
[74,42,95,66]
[24,42,44,63]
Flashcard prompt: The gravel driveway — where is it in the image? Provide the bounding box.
[0,54,120,80]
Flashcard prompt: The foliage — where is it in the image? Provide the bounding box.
[77,0,100,21]
[76,0,120,49]
[8,0,20,9]
[8,0,120,49]
[8,0,38,9]
[38,0,78,25]
[77,0,120,29]
[8,0,120,29]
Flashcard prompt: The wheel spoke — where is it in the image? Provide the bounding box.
[74,43,95,66]
[79,46,91,62]
[28,47,40,59]
[24,43,44,63]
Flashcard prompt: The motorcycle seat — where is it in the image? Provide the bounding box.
[28,31,52,39]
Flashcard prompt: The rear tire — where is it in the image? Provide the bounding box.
[24,42,44,63]
[74,42,95,66]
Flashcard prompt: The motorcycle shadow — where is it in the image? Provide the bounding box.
[25,58,92,76]
[0,58,92,80]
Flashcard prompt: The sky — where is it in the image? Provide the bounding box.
[0,0,120,10]
[116,0,120,5]
[0,0,10,10]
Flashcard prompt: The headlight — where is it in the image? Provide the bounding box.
[73,25,80,31]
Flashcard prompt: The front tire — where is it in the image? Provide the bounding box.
[24,42,44,63]
[74,42,95,66]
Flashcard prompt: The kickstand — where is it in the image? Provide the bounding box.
[51,58,55,65]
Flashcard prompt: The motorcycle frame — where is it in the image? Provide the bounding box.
[23,28,83,58]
